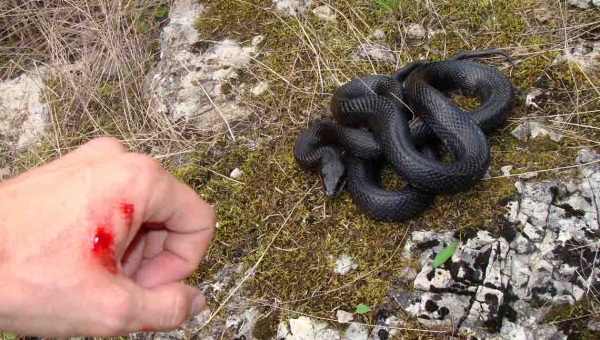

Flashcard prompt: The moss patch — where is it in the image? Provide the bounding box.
[180,0,600,333]
[543,299,600,340]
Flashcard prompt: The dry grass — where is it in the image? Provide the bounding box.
[0,0,219,173]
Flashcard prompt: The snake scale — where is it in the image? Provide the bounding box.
[293,49,515,222]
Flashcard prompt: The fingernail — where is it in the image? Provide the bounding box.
[189,293,206,317]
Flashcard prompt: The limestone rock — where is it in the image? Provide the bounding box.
[251,82,269,96]
[343,323,368,340]
[350,45,396,64]
[273,0,313,15]
[230,168,244,179]
[373,30,386,40]
[566,0,599,9]
[312,5,337,21]
[277,316,341,340]
[337,310,354,323]
[145,0,255,134]
[406,24,426,39]
[555,42,600,70]
[334,255,358,275]
[501,165,513,177]
[0,67,49,149]
[395,153,599,338]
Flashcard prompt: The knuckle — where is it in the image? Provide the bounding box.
[89,136,126,152]
[126,153,164,174]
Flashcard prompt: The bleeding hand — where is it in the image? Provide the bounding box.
[0,137,215,337]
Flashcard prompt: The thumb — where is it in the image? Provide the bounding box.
[128,282,206,333]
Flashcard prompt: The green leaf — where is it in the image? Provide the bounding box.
[433,242,457,268]
[135,19,149,32]
[6,333,17,340]
[355,303,371,314]
[155,5,169,19]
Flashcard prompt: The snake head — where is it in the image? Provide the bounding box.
[319,149,347,198]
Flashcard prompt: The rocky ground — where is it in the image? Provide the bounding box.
[1,0,599,339]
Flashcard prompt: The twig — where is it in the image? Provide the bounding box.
[485,159,600,180]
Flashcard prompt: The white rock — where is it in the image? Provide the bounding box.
[406,23,426,39]
[550,130,564,142]
[145,0,256,133]
[575,148,600,175]
[282,316,341,340]
[414,266,454,290]
[336,310,354,323]
[572,285,585,301]
[501,165,513,176]
[343,323,368,340]
[427,29,446,39]
[312,5,337,21]
[555,42,600,70]
[251,82,269,96]
[368,316,400,340]
[529,122,550,139]
[567,0,598,9]
[334,255,358,275]
[511,123,530,141]
[230,168,244,179]
[401,292,471,327]
[252,35,265,46]
[350,45,396,64]
[273,0,313,15]
[373,29,386,40]
[400,266,418,282]
[0,67,50,148]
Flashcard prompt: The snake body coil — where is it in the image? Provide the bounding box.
[293,50,514,222]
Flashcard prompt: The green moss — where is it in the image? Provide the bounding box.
[543,299,600,340]
[184,0,600,331]
[252,312,280,340]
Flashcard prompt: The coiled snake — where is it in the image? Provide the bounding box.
[293,49,515,222]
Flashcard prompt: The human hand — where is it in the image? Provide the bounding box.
[0,137,215,337]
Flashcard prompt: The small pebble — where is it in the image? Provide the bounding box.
[336,310,354,323]
[312,5,337,21]
[373,29,386,40]
[252,35,264,46]
[501,165,513,177]
[407,23,426,39]
[230,168,244,179]
[251,82,269,96]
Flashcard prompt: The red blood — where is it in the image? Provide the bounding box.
[92,225,117,274]
[141,325,154,332]
[120,202,135,229]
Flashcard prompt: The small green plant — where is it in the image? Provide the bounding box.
[5,333,17,340]
[154,4,169,19]
[355,303,371,314]
[375,0,400,11]
[433,242,457,268]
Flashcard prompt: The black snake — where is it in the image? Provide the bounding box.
[293,49,515,222]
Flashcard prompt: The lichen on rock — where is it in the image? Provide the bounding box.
[144,0,258,134]
[391,149,600,339]
[0,67,50,149]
